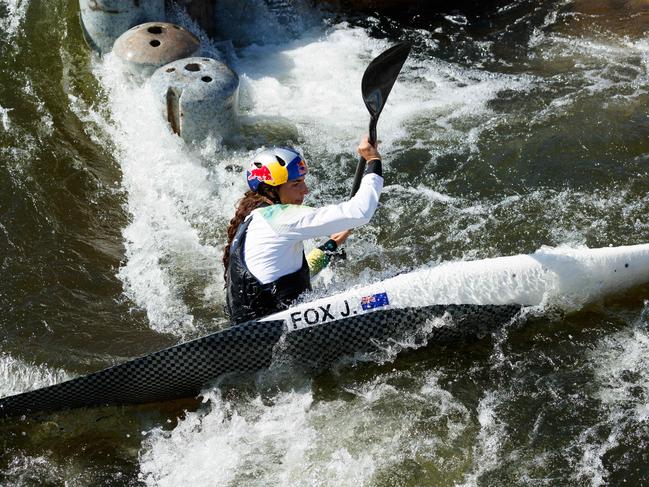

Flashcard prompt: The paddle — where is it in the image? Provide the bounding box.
[350,41,412,197]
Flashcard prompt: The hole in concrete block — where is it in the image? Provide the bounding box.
[185,63,201,72]
[148,26,163,34]
[201,76,212,82]
[150,40,161,47]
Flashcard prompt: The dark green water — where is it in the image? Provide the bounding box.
[2,0,649,485]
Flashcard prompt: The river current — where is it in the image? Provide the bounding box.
[2,0,649,485]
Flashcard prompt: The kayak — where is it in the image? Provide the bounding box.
[266,242,649,329]
[2,243,649,419]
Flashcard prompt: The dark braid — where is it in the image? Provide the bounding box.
[223,184,280,283]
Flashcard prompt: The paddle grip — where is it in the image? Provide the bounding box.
[350,118,378,198]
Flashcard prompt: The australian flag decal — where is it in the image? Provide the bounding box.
[360,292,390,311]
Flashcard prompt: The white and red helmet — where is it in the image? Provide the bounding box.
[246,147,308,192]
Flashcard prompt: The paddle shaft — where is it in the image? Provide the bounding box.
[349,118,378,198]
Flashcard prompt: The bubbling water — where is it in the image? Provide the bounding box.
[0,0,29,40]
[140,370,473,486]
[1,0,644,485]
[0,351,69,397]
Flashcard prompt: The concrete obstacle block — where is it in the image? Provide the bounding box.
[148,57,240,143]
[79,0,165,55]
[113,22,201,79]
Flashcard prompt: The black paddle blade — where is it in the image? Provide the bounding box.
[349,42,411,197]
[361,42,412,120]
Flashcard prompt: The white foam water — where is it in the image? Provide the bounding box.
[94,55,239,336]
[0,0,29,40]
[0,352,69,398]
[140,370,470,486]
[4,453,61,485]
[526,5,649,109]
[573,306,649,486]
[0,104,11,131]
[455,391,506,487]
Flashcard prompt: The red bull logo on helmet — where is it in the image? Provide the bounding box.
[248,165,273,183]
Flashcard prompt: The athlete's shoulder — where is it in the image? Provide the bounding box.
[253,204,316,234]
[257,204,314,222]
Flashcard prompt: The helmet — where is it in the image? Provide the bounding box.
[246,147,308,192]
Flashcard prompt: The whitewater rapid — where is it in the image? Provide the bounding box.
[3,0,649,485]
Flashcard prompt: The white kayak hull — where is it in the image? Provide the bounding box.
[265,243,649,331]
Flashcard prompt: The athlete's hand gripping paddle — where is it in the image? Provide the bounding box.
[350,42,412,197]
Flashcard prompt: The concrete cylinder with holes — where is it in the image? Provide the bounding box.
[148,57,240,143]
[112,22,200,80]
[79,0,165,55]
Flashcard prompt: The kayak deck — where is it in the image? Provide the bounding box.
[0,303,522,418]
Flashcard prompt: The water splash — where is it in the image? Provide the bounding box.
[0,351,70,397]
[574,305,649,486]
[140,369,472,486]
[0,0,29,40]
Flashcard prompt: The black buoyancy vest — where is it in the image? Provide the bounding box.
[226,215,311,324]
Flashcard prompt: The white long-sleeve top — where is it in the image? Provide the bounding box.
[244,173,383,284]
